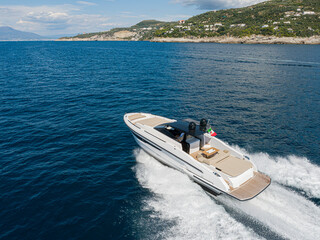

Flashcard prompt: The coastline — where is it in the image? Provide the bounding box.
[151,35,320,45]
[56,35,320,44]
[55,38,125,42]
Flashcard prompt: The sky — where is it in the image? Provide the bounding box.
[0,0,265,36]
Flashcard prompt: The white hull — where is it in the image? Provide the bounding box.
[124,112,271,201]
[132,130,223,196]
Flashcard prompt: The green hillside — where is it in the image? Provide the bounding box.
[61,0,319,40]
[131,20,166,28]
[154,0,320,38]
[63,20,172,40]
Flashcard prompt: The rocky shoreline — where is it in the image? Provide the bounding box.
[56,34,320,44]
[151,35,320,44]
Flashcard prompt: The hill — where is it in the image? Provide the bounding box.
[131,20,166,28]
[154,0,320,38]
[59,0,320,43]
[0,26,46,40]
[60,20,171,41]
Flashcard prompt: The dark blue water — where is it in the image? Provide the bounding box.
[0,41,319,240]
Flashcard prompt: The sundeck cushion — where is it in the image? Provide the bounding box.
[196,153,206,163]
[136,117,172,127]
[196,150,229,165]
[128,113,145,121]
[208,151,230,165]
[214,156,253,177]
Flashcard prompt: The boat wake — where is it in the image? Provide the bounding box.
[134,149,261,240]
[133,148,320,240]
[242,149,320,199]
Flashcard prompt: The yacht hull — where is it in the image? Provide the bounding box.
[125,112,271,201]
[131,130,222,197]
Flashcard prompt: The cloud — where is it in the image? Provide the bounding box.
[173,0,266,10]
[25,11,69,24]
[77,1,97,6]
[0,4,115,35]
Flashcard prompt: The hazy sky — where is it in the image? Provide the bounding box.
[0,0,264,36]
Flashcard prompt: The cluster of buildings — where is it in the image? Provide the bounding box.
[260,8,318,32]
[284,9,317,18]
[164,6,319,36]
[168,21,226,33]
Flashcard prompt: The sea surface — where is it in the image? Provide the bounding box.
[0,41,320,240]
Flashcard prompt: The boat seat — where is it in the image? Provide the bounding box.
[196,149,230,165]
[214,156,253,177]
[186,137,200,154]
[205,150,230,165]
[196,152,207,163]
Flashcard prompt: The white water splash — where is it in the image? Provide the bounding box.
[133,148,320,240]
[233,146,320,199]
[219,183,320,240]
[134,149,262,240]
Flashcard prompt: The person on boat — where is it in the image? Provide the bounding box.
[176,132,185,142]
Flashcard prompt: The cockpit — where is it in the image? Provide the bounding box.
[155,119,211,154]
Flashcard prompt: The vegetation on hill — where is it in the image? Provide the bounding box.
[154,0,320,38]
[62,0,319,40]
[62,20,171,40]
[131,20,166,28]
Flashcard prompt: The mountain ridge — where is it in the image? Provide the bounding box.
[0,26,46,41]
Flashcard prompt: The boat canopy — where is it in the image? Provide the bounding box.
[159,119,206,139]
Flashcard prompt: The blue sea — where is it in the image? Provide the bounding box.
[0,41,319,240]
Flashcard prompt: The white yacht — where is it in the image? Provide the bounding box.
[124,112,271,201]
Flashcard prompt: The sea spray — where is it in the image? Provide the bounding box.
[219,183,320,240]
[134,149,262,240]
[134,148,320,240]
[232,146,320,199]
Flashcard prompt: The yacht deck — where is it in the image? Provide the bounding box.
[128,113,174,127]
[191,148,270,200]
[191,148,253,177]
[229,172,271,200]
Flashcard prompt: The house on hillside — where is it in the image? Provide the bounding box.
[303,11,315,15]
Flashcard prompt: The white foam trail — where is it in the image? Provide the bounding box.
[233,146,320,199]
[133,149,262,240]
[219,183,320,240]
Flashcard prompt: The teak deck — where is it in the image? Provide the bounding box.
[192,148,270,200]
[191,148,253,177]
[229,172,271,200]
[128,113,174,127]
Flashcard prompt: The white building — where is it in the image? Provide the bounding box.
[303,11,315,15]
